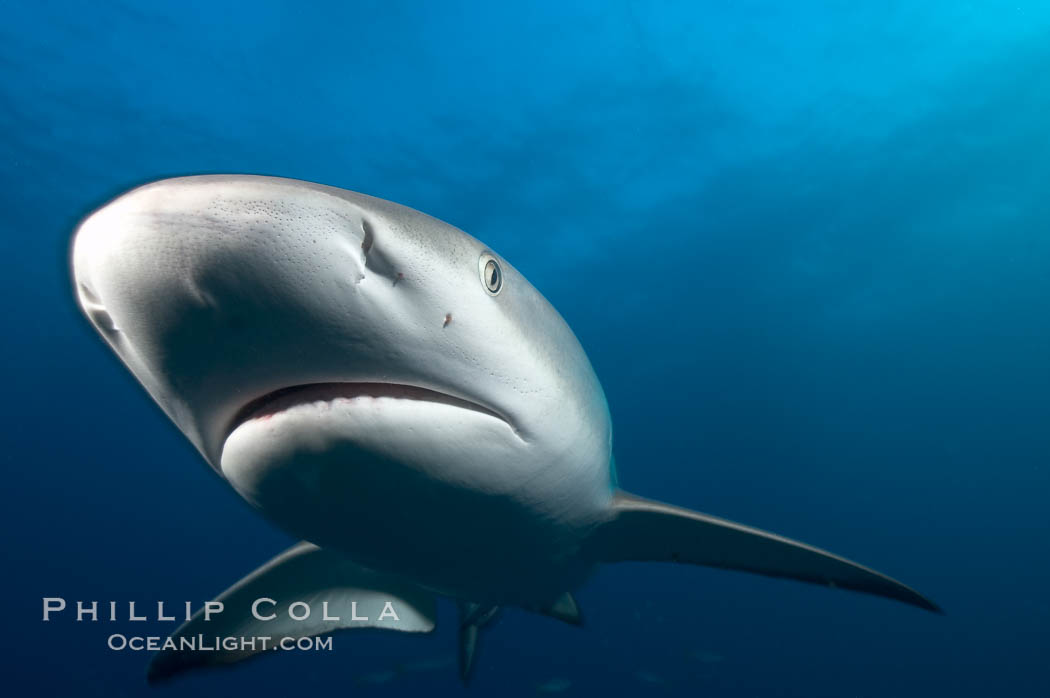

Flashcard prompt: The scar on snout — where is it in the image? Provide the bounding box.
[392,272,405,287]
[443,313,452,328]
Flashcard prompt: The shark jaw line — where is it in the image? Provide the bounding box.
[225,381,518,442]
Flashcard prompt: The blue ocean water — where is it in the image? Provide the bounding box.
[2,1,1049,695]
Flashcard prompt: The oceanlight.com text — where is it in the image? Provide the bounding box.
[106,634,334,652]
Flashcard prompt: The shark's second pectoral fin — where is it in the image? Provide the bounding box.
[585,490,941,613]
[147,542,436,684]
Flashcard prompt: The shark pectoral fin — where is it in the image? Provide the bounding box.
[586,490,941,614]
[457,602,499,684]
[147,542,436,684]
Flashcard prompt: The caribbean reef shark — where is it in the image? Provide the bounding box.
[71,175,939,683]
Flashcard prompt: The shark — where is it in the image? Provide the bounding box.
[71,175,939,683]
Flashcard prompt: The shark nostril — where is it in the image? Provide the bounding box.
[361,219,374,254]
[88,306,120,333]
[78,284,120,333]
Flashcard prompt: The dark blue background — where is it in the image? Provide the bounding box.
[2,1,1048,696]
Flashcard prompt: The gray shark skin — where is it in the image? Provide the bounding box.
[71,176,939,683]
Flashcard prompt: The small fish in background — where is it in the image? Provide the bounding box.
[689,649,725,664]
[355,669,397,686]
[536,677,573,693]
[633,670,666,685]
[394,654,457,674]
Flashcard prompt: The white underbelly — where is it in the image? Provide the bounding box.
[221,412,609,605]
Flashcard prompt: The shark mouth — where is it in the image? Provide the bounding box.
[226,382,509,439]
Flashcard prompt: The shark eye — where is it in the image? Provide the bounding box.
[479,254,503,296]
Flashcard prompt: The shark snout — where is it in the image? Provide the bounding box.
[73,178,298,354]
[71,175,577,488]
[71,176,383,465]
